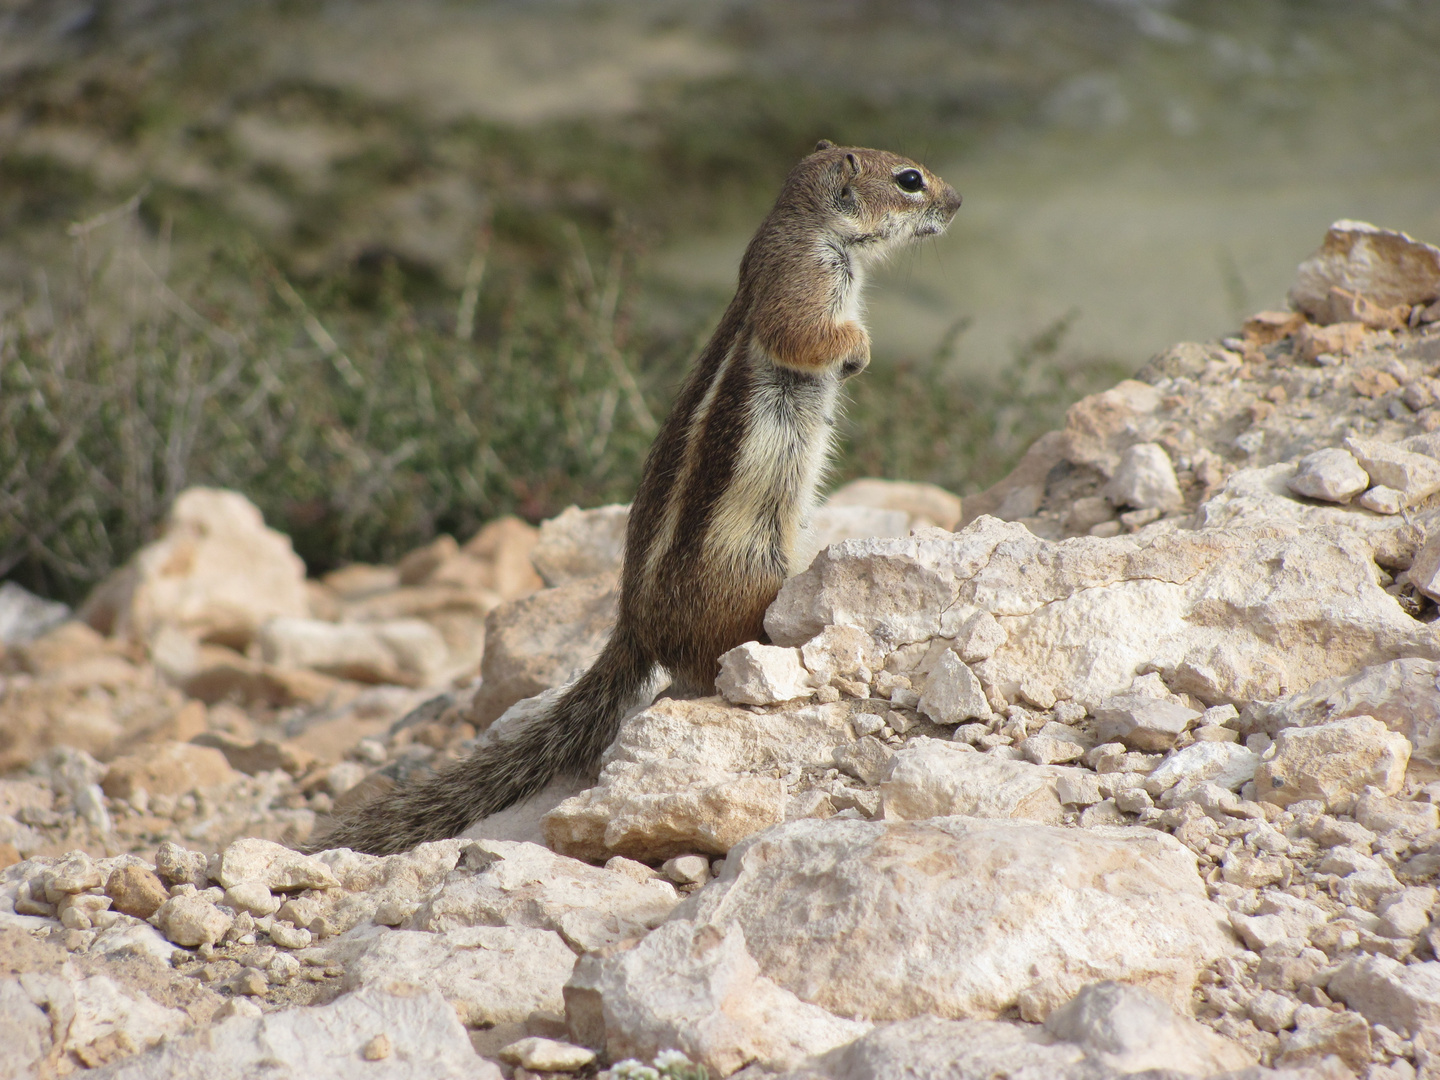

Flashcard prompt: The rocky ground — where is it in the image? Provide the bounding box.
[4,219,1440,1078]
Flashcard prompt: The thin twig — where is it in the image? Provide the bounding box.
[454,225,491,341]
[269,270,365,390]
[66,185,152,240]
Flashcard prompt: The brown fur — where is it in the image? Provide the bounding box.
[309,143,961,855]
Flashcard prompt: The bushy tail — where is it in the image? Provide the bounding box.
[308,627,653,856]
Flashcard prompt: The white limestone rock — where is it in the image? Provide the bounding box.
[543,696,856,862]
[1317,845,1377,876]
[1357,485,1405,514]
[216,838,339,892]
[571,920,868,1076]
[1103,443,1184,513]
[1404,430,1440,460]
[1055,770,1103,807]
[799,625,878,687]
[85,985,493,1079]
[1196,461,1410,542]
[773,1016,1090,1079]
[916,651,993,724]
[765,518,1025,650]
[89,922,181,966]
[606,696,857,777]
[1042,981,1254,1074]
[1286,448,1370,503]
[1020,735,1085,765]
[1229,894,1331,953]
[223,881,280,917]
[772,993,1271,1079]
[1375,887,1437,940]
[544,760,787,864]
[1093,693,1200,752]
[1409,534,1440,603]
[1289,220,1440,320]
[0,978,52,1077]
[1335,865,1403,908]
[408,839,678,953]
[765,518,1439,713]
[500,1036,595,1072]
[823,478,963,531]
[662,855,711,886]
[952,609,1006,663]
[531,504,629,587]
[1274,1005,1372,1073]
[469,573,617,727]
[79,487,309,651]
[44,850,104,897]
[817,1019,1152,1077]
[1245,658,1440,767]
[1248,990,1300,1035]
[330,924,575,1028]
[1145,741,1260,797]
[676,816,1239,1022]
[1327,954,1440,1038]
[833,736,894,786]
[1344,436,1440,506]
[295,839,469,938]
[879,738,1066,824]
[257,617,449,687]
[716,642,814,705]
[10,968,195,1072]
[1356,792,1440,839]
[153,895,233,948]
[1058,379,1164,479]
[1254,715,1410,808]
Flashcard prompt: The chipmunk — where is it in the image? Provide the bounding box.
[312,142,961,855]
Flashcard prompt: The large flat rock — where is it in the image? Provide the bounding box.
[87,985,492,1079]
[674,815,1240,1022]
[766,516,1440,709]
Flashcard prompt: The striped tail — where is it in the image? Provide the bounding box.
[307,627,654,856]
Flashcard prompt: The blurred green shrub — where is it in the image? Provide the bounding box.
[840,312,1128,494]
[1,209,673,602]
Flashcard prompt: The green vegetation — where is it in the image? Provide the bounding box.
[842,313,1127,490]
[2,214,670,601]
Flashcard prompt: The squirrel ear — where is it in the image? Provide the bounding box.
[845,152,859,176]
[814,139,835,152]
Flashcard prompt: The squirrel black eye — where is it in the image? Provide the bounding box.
[895,169,925,193]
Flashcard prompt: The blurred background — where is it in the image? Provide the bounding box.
[3,0,1438,603]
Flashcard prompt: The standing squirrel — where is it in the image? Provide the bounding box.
[312,142,962,855]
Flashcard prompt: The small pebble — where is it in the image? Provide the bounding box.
[1357,485,1404,514]
[662,855,710,886]
[500,1036,596,1072]
[233,967,268,996]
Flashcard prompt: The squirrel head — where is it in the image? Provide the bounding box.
[797,141,962,265]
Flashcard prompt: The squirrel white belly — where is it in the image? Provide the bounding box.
[311,141,962,855]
